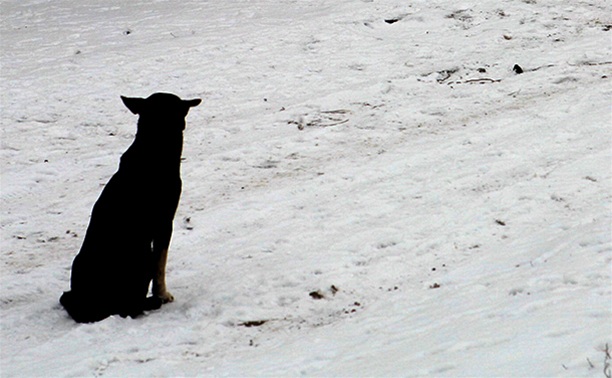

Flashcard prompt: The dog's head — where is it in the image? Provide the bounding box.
[121,93,201,131]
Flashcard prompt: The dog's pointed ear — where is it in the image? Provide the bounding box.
[184,99,202,108]
[121,96,145,115]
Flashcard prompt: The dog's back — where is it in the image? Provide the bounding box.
[61,93,201,323]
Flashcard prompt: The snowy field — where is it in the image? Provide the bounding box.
[1,0,611,376]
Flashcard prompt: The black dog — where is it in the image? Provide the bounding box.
[60,93,201,323]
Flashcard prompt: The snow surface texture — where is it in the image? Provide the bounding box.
[1,0,611,377]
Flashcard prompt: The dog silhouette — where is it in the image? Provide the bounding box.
[60,93,201,323]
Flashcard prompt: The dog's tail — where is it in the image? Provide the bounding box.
[60,291,112,323]
[60,291,162,323]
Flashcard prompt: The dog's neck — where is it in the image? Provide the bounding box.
[120,130,184,173]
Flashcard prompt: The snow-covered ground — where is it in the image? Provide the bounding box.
[1,0,611,376]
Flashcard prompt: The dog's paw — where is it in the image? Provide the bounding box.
[157,291,174,304]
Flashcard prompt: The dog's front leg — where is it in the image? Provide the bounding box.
[152,224,174,304]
